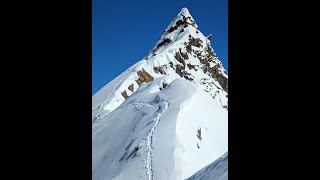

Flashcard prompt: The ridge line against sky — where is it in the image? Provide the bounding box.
[93,0,228,94]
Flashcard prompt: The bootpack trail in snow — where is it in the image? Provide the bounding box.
[146,101,169,180]
[94,70,129,122]
[92,7,228,180]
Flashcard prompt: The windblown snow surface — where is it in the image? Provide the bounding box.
[93,7,228,180]
[93,78,227,180]
[186,152,228,180]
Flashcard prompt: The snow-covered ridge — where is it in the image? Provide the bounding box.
[92,78,228,180]
[186,152,228,180]
[93,8,228,179]
[92,7,228,122]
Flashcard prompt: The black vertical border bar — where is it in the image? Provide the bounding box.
[79,0,92,179]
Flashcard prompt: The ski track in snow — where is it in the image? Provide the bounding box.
[146,101,169,180]
[92,8,228,180]
[94,70,129,121]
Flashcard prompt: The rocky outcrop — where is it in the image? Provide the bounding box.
[174,64,194,81]
[174,51,192,80]
[186,43,192,53]
[207,65,228,92]
[175,50,188,66]
[156,38,172,48]
[185,35,203,53]
[162,83,167,89]
[135,69,154,86]
[121,90,128,99]
[128,84,134,92]
[216,75,228,92]
[205,45,216,58]
[187,63,197,71]
[197,127,202,140]
[153,66,167,75]
[105,8,227,109]
[159,82,168,91]
[189,37,202,48]
[167,14,198,34]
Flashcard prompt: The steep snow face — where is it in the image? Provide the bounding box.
[92,7,228,123]
[186,152,228,180]
[92,78,228,180]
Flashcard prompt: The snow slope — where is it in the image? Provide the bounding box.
[93,7,228,180]
[92,78,228,180]
[186,152,228,180]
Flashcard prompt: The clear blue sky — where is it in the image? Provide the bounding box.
[93,0,228,94]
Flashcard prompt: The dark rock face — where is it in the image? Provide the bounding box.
[172,30,233,86]
[199,58,228,92]
[146,9,227,95]
[167,19,184,33]
[159,82,168,91]
[180,49,189,60]
[175,35,228,92]
[135,69,155,86]
[133,10,227,102]
[174,64,194,81]
[181,36,227,93]
[154,66,167,75]
[158,67,166,75]
[190,37,202,48]
[168,16,186,33]
[205,45,216,58]
[128,83,134,92]
[197,127,202,140]
[173,47,195,81]
[185,35,203,53]
[186,43,192,53]
[121,90,128,99]
[162,83,167,89]
[207,34,212,40]
[156,38,172,48]
[175,50,188,66]
[187,63,197,71]
[175,64,184,77]
[207,65,228,92]
[216,75,228,92]
[167,14,198,34]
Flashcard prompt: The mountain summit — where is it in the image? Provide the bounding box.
[93,8,228,180]
[93,7,228,122]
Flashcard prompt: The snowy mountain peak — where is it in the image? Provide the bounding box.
[169,7,196,27]
[152,7,199,52]
[180,7,190,14]
[177,7,195,25]
[93,8,228,180]
[172,7,197,29]
[93,7,228,123]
